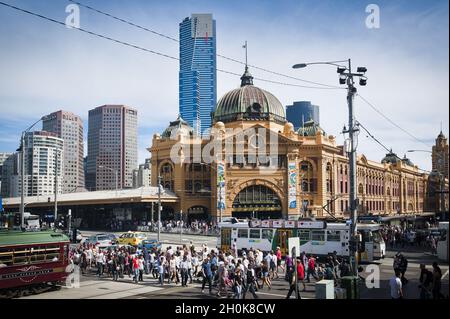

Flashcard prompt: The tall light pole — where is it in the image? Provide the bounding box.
[293,59,367,276]
[19,117,45,229]
[54,150,59,228]
[157,175,162,242]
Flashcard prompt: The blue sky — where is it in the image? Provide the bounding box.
[0,0,448,171]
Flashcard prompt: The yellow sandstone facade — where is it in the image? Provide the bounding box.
[148,67,448,222]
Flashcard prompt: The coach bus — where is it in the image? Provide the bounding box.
[217,219,385,262]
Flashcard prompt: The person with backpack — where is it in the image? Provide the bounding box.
[242,264,258,299]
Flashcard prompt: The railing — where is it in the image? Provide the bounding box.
[136,225,220,236]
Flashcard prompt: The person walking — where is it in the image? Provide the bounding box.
[201,257,213,294]
[242,264,258,299]
[389,270,403,299]
[306,255,318,282]
[419,264,433,299]
[432,262,445,299]
[286,264,301,299]
[180,255,190,287]
[158,256,165,286]
[296,257,306,291]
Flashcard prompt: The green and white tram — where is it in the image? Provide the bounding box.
[218,219,385,262]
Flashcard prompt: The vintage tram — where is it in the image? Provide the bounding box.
[0,229,70,298]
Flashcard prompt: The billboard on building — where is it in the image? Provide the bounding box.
[288,162,297,209]
[217,162,226,211]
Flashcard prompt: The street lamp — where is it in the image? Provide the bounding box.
[19,116,46,229]
[292,59,368,277]
[157,175,162,243]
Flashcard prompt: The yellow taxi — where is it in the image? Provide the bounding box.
[117,231,147,246]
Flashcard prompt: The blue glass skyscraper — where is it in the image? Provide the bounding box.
[286,101,320,130]
[179,14,217,135]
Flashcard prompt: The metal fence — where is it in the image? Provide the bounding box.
[136,225,219,236]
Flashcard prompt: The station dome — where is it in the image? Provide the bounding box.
[213,67,286,124]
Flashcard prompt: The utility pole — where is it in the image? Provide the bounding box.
[180,209,183,244]
[54,150,58,228]
[20,132,25,229]
[157,175,162,242]
[346,58,359,276]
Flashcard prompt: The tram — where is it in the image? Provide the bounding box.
[0,229,70,298]
[218,219,385,262]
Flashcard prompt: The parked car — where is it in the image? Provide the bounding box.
[81,233,116,248]
[137,239,162,251]
[117,231,147,246]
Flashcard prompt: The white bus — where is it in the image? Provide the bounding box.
[217,220,385,262]
[437,222,448,262]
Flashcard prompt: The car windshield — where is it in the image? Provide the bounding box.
[98,236,110,241]
[137,233,146,238]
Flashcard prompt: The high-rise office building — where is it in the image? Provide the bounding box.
[286,101,320,130]
[0,152,15,198]
[4,131,64,198]
[132,158,151,188]
[179,14,217,135]
[42,110,85,193]
[86,105,138,191]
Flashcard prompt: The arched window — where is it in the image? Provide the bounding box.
[184,163,211,194]
[299,161,316,192]
[160,162,174,191]
[326,163,333,193]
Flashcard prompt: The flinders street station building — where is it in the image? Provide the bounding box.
[149,67,449,223]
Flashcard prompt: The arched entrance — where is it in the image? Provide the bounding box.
[232,185,282,219]
[187,206,208,222]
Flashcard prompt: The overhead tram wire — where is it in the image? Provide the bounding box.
[357,94,432,149]
[0,1,178,61]
[357,120,431,174]
[68,0,342,89]
[0,1,344,90]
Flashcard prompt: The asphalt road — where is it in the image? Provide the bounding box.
[21,246,448,300]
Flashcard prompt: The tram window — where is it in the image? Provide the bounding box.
[250,229,261,239]
[327,230,341,242]
[311,230,325,241]
[299,230,310,241]
[0,249,13,266]
[262,229,274,241]
[238,229,248,238]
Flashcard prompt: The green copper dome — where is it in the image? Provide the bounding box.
[213,67,286,124]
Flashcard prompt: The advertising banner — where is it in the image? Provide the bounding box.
[217,162,226,211]
[288,161,297,209]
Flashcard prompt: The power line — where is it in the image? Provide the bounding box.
[0,1,179,61]
[0,1,344,90]
[68,0,341,89]
[357,120,431,173]
[357,94,432,149]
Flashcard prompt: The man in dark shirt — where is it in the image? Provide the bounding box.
[419,264,433,299]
